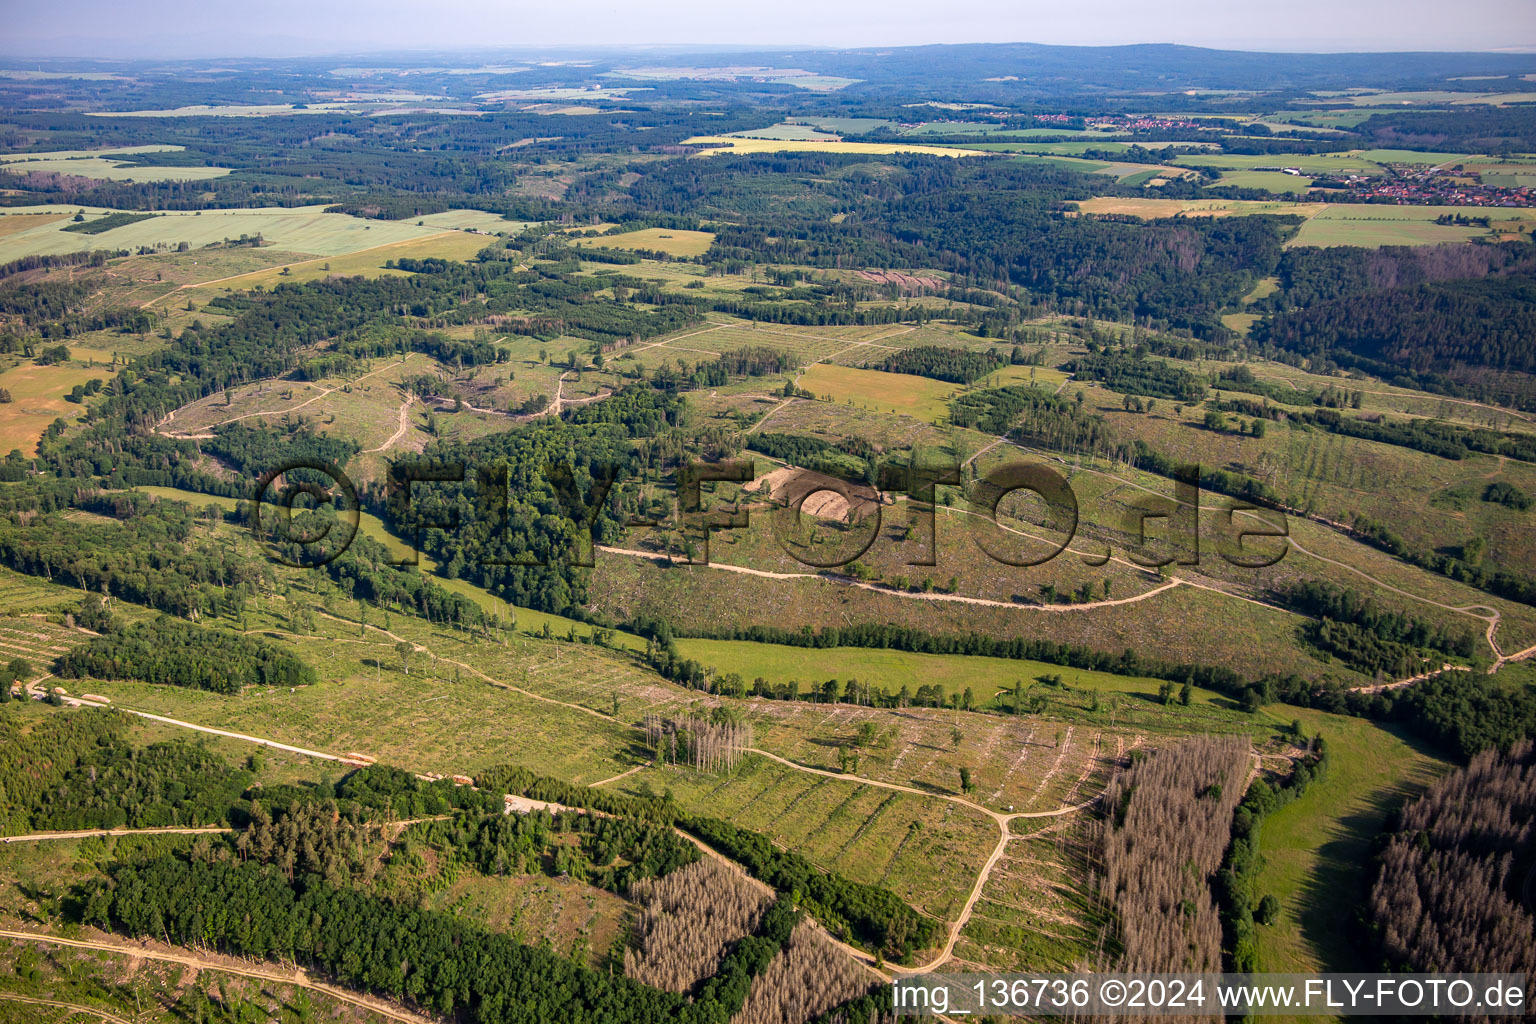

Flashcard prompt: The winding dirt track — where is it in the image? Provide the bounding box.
[598,544,1186,613]
[362,394,416,454]
[0,930,431,1024]
[58,610,1114,979]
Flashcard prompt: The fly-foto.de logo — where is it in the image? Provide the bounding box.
[251,455,1289,572]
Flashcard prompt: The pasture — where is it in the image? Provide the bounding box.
[0,204,456,263]
[0,359,114,456]
[1249,709,1445,976]
[796,362,959,421]
[1209,170,1315,194]
[672,637,1237,710]
[181,230,492,299]
[573,227,717,258]
[1286,205,1536,247]
[0,144,231,182]
[680,136,988,158]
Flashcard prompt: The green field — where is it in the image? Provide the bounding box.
[1174,149,1464,175]
[573,227,717,257]
[0,145,231,182]
[727,123,842,141]
[1210,170,1315,194]
[1250,708,1446,976]
[0,204,453,263]
[788,117,895,134]
[673,637,1235,708]
[1287,206,1512,247]
[681,135,987,158]
[0,356,122,456]
[796,362,959,421]
[182,230,491,298]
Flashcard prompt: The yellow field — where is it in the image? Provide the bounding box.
[0,204,454,263]
[573,227,716,257]
[0,212,69,239]
[797,363,959,421]
[977,363,1069,389]
[0,360,111,455]
[412,210,534,234]
[0,145,230,182]
[682,135,987,158]
[183,231,491,300]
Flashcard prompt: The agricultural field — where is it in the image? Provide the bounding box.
[1072,195,1536,246]
[1172,149,1457,175]
[1285,205,1536,246]
[0,204,461,263]
[179,230,492,301]
[1207,169,1315,193]
[572,227,717,257]
[0,144,230,182]
[795,362,960,421]
[681,135,988,158]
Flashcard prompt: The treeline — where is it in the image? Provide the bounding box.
[1262,241,1536,311]
[1130,441,1285,510]
[1251,668,1535,762]
[1254,275,1536,378]
[1216,735,1331,972]
[1363,741,1534,997]
[950,384,1121,458]
[1214,394,1536,463]
[61,211,159,234]
[878,345,1003,384]
[654,345,796,391]
[682,816,937,962]
[632,618,1247,709]
[1100,736,1249,986]
[1278,580,1477,677]
[1352,513,1536,609]
[1061,349,1206,402]
[1390,671,1536,762]
[55,617,316,694]
[0,248,121,282]
[746,432,876,485]
[91,856,705,1024]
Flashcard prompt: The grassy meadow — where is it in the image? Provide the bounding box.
[0,205,458,263]
[1249,709,1446,980]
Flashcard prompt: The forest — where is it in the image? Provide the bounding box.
[1255,275,1536,379]
[1099,736,1249,995]
[1365,741,1534,1007]
[55,617,315,694]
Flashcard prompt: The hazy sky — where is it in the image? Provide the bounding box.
[4,0,1535,59]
